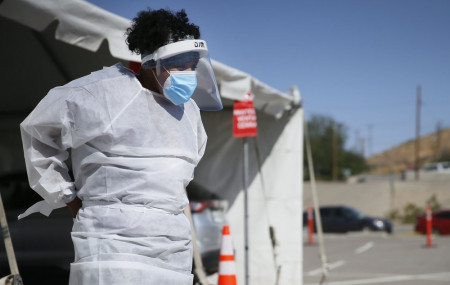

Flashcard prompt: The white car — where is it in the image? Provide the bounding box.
[421,161,450,173]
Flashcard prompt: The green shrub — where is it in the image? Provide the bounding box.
[401,203,424,224]
[426,194,441,213]
[385,194,441,224]
[386,209,400,221]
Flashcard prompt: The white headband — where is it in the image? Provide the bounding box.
[141,39,208,65]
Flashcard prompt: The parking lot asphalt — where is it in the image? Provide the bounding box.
[303,229,450,285]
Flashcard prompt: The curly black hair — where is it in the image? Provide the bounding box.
[126,8,201,55]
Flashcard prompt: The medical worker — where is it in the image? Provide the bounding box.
[20,8,222,284]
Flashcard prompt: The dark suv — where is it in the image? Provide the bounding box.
[303,205,393,234]
[0,173,227,284]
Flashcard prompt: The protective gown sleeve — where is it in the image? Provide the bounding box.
[19,87,76,219]
[197,115,207,159]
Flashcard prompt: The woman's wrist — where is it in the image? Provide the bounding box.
[66,196,82,218]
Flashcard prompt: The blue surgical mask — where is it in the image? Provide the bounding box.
[162,71,197,105]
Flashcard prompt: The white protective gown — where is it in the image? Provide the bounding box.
[20,63,207,285]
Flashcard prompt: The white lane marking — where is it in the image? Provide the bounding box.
[304,271,450,285]
[354,241,374,254]
[306,260,346,276]
[328,260,346,270]
[306,267,325,277]
[418,272,450,281]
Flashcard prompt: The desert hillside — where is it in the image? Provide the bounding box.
[368,127,450,174]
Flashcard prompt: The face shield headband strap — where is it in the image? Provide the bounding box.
[140,39,208,70]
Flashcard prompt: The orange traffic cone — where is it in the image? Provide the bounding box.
[218,225,237,285]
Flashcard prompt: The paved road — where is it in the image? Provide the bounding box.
[303,228,450,285]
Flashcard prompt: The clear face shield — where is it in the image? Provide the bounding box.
[141,40,223,111]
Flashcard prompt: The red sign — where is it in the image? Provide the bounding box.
[233,98,258,138]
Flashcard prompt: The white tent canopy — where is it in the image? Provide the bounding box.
[0,0,304,284]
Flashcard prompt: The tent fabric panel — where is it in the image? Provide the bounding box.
[229,191,277,285]
[258,109,303,284]
[196,110,292,204]
[0,0,139,62]
[211,60,296,117]
[196,109,303,284]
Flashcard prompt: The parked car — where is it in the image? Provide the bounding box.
[190,200,228,274]
[415,209,450,235]
[0,173,227,284]
[420,161,450,173]
[302,205,393,234]
[186,181,228,275]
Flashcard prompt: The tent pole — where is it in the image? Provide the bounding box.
[303,112,328,284]
[243,137,250,285]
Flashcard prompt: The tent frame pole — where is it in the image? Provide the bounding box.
[243,137,250,285]
[303,112,328,284]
